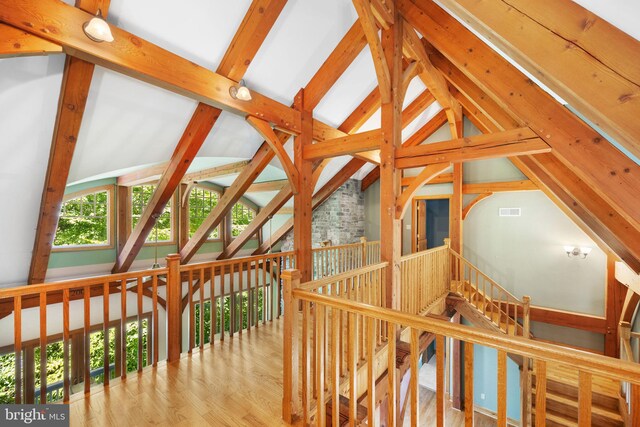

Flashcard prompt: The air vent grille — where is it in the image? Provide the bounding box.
[499,207,521,217]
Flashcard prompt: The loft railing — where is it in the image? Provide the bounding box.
[311,237,381,279]
[399,245,450,315]
[282,264,640,426]
[619,321,640,425]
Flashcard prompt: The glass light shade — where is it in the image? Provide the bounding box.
[235,85,252,101]
[580,247,592,255]
[83,16,114,43]
[563,245,574,253]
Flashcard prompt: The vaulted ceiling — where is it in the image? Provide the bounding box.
[0,0,638,285]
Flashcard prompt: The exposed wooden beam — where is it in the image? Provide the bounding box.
[181,160,249,184]
[370,0,395,29]
[399,0,640,233]
[113,106,220,272]
[216,0,288,81]
[401,172,452,187]
[180,142,274,264]
[605,254,627,357]
[436,0,640,159]
[116,163,168,187]
[462,180,537,194]
[219,185,292,259]
[396,163,451,218]
[360,109,448,191]
[340,87,381,133]
[352,150,381,165]
[245,180,289,193]
[401,90,436,128]
[27,0,109,284]
[0,0,301,133]
[303,21,368,111]
[303,129,382,161]
[501,303,607,334]
[0,23,62,57]
[462,193,493,220]
[247,116,299,194]
[396,131,550,168]
[353,0,392,103]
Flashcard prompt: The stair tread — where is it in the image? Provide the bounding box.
[534,363,620,398]
[532,388,623,421]
[532,410,578,427]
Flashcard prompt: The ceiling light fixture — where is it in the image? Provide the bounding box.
[563,246,592,259]
[82,9,114,43]
[229,79,252,101]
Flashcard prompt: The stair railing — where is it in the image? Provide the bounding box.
[310,238,381,280]
[399,244,450,315]
[282,270,640,426]
[619,321,640,425]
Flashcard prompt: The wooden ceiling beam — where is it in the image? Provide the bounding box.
[398,0,640,232]
[181,160,250,184]
[401,172,452,187]
[436,0,640,159]
[462,193,493,220]
[117,163,168,187]
[27,0,109,285]
[0,23,62,58]
[396,162,451,218]
[340,87,381,133]
[113,106,221,273]
[352,150,381,165]
[396,137,551,169]
[353,0,392,103]
[463,180,537,194]
[247,116,299,194]
[245,180,289,193]
[0,0,301,133]
[303,129,382,161]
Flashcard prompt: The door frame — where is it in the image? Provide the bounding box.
[411,194,452,253]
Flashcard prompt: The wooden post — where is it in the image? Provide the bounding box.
[521,296,532,426]
[360,236,368,266]
[282,269,300,423]
[293,90,313,282]
[380,4,403,309]
[166,254,182,362]
[605,254,625,357]
[452,312,463,410]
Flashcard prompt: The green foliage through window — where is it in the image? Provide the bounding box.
[231,202,255,237]
[53,190,109,247]
[189,187,220,239]
[132,185,172,242]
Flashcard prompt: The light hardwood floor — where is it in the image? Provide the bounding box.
[70,319,503,426]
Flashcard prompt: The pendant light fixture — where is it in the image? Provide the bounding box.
[82,9,114,43]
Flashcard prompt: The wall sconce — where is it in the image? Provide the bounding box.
[82,9,114,43]
[229,80,252,101]
[563,246,592,259]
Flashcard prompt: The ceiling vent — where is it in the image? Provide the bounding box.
[499,207,521,217]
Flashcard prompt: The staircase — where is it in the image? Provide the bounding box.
[449,251,626,427]
[531,363,624,427]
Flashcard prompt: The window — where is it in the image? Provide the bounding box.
[53,189,110,248]
[231,202,256,237]
[189,187,221,240]
[131,185,173,242]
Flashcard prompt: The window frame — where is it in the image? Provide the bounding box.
[52,185,114,252]
[130,183,178,247]
[189,184,223,243]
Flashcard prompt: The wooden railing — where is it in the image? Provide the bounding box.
[399,245,449,315]
[311,238,381,280]
[178,251,295,351]
[282,270,640,426]
[449,249,530,337]
[619,321,640,425]
[0,268,167,404]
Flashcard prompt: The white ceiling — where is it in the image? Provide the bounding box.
[0,0,637,285]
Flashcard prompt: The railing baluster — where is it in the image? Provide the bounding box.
[497,350,507,427]
[120,280,127,379]
[348,311,358,426]
[14,295,22,404]
[152,275,159,366]
[63,289,70,402]
[316,304,326,427]
[535,360,546,427]
[84,286,91,394]
[210,266,216,343]
[331,308,340,427]
[303,301,311,425]
[239,261,244,335]
[578,371,592,426]
[464,342,474,426]
[220,266,225,340]
[137,277,143,371]
[366,317,376,427]
[230,263,235,336]
[387,325,397,427]
[39,291,47,403]
[103,282,110,385]
[410,328,420,427]
[199,268,205,348]
[436,335,445,427]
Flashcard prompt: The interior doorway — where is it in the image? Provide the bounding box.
[412,196,451,253]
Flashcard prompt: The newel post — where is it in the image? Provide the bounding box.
[166,254,182,363]
[282,269,301,423]
[360,236,368,266]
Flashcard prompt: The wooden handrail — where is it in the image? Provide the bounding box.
[399,244,447,261]
[293,289,640,383]
[299,262,389,291]
[179,250,295,272]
